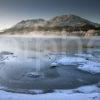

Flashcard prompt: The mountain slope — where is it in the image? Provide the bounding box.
[49,15,100,27]
[1,14,100,36]
[14,19,46,29]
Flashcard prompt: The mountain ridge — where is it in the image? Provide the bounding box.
[1,14,100,36]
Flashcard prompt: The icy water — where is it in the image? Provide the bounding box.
[0,36,100,94]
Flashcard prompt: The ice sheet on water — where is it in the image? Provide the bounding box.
[51,56,87,66]
[0,51,57,72]
[51,54,100,74]
[75,53,93,58]
[78,61,100,74]
[1,51,100,74]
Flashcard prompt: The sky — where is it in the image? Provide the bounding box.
[0,0,100,30]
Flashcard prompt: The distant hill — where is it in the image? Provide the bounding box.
[1,14,100,36]
[48,15,100,27]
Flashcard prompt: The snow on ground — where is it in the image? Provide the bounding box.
[0,85,100,100]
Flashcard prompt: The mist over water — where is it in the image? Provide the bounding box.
[0,37,83,54]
